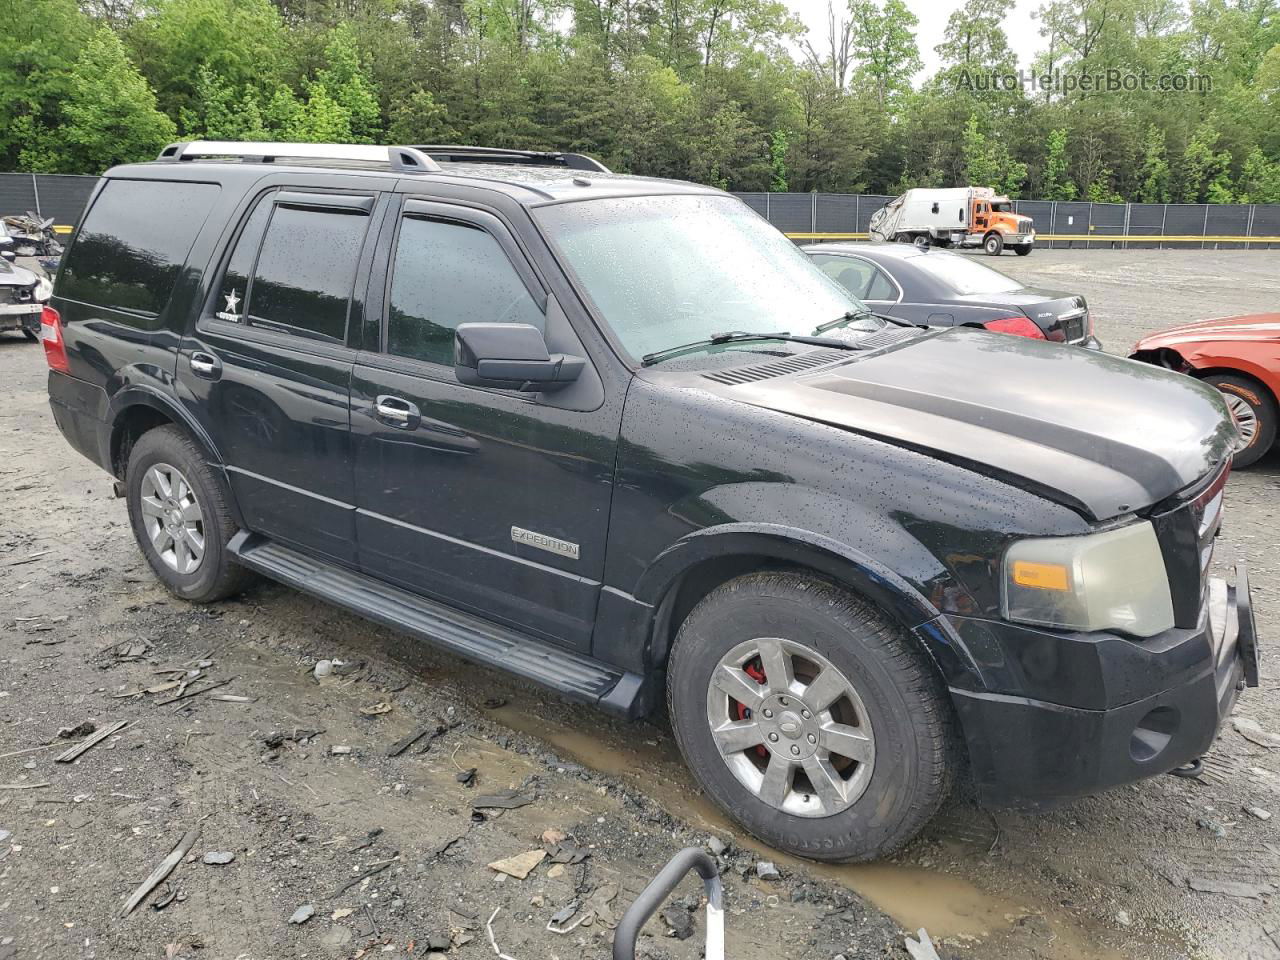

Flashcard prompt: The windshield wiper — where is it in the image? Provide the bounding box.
[814,309,924,333]
[641,330,857,366]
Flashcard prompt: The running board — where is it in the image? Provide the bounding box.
[228,532,648,717]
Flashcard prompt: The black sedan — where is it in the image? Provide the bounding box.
[803,242,1100,348]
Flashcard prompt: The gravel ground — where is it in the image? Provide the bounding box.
[1,248,1278,960]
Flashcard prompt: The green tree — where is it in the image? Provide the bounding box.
[311,23,382,143]
[51,27,176,173]
[1237,147,1280,202]
[0,0,92,170]
[1137,124,1171,202]
[1042,127,1078,200]
[768,128,789,191]
[962,114,1027,195]
[849,0,922,109]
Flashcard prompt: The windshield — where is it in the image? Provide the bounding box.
[912,251,1023,295]
[535,195,878,361]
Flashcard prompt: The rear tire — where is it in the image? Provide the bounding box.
[22,327,38,342]
[125,425,253,603]
[983,232,1004,256]
[666,572,956,862]
[1205,374,1276,468]
[912,234,931,251]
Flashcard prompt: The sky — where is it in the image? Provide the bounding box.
[782,0,1043,83]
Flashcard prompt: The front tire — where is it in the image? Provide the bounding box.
[1205,374,1276,468]
[983,232,1004,256]
[125,425,252,602]
[666,573,956,862]
[1013,245,1032,257]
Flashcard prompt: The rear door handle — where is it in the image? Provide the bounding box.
[374,395,419,427]
[189,352,221,380]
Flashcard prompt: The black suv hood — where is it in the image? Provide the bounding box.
[712,327,1235,520]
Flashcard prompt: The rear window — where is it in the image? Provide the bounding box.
[57,179,219,328]
[911,252,1022,295]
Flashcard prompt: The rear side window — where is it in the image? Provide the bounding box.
[387,216,543,367]
[57,179,219,328]
[243,204,368,342]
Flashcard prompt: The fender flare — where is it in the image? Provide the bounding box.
[628,523,978,683]
[105,386,225,474]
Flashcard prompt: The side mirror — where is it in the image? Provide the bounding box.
[454,323,585,393]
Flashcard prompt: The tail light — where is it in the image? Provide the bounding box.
[983,315,1046,339]
[41,305,70,373]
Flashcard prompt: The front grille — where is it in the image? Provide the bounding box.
[1150,462,1229,628]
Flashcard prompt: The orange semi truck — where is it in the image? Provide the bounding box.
[869,187,1035,256]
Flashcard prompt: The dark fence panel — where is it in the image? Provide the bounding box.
[1253,205,1280,250]
[0,172,98,228]
[0,175,38,219]
[1127,203,1166,250]
[765,193,814,234]
[1088,202,1126,247]
[35,175,99,227]
[814,193,859,234]
[1164,204,1209,239]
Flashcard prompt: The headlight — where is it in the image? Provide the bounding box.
[1002,522,1174,637]
[34,278,52,301]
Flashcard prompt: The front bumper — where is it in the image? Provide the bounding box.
[948,567,1258,807]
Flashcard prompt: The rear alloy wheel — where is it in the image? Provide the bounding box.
[1205,374,1277,468]
[139,462,206,575]
[126,425,253,602]
[667,573,957,862]
[912,234,931,251]
[983,232,1004,256]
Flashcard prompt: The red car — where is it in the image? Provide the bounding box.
[1131,313,1280,467]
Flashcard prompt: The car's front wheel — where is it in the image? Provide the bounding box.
[125,425,252,602]
[1206,374,1277,468]
[666,572,956,862]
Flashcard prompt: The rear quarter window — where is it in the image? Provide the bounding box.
[57,179,220,328]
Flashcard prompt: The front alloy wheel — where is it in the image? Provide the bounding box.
[709,637,874,817]
[667,573,957,862]
[139,462,206,574]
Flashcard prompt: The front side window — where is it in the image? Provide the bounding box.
[387,216,544,367]
[244,203,368,342]
[57,179,220,328]
[535,195,878,362]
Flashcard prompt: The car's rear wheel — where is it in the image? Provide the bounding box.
[983,232,1004,256]
[125,425,253,602]
[666,572,956,862]
[1205,374,1276,468]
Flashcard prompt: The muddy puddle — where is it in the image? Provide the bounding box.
[485,697,1134,960]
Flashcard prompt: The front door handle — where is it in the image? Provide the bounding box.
[374,395,419,427]
[189,351,222,380]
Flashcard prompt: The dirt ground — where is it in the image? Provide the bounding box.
[1,248,1278,960]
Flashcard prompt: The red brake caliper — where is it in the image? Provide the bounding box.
[737,661,770,758]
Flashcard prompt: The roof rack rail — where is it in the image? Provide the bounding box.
[156,141,442,174]
[414,145,611,174]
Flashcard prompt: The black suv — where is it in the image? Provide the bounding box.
[45,141,1258,861]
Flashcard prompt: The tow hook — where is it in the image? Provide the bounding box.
[1168,758,1204,778]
